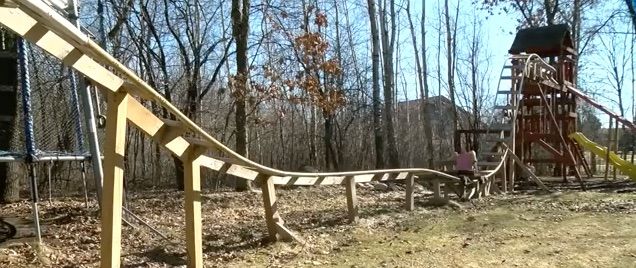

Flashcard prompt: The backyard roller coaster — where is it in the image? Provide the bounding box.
[0,1,634,267]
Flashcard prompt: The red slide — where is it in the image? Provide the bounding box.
[566,85,636,132]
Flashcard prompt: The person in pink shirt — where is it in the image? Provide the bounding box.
[451,145,479,200]
[454,146,477,175]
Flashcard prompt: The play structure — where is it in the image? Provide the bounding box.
[459,24,636,185]
[0,0,635,267]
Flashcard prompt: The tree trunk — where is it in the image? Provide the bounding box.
[232,0,251,191]
[323,113,339,170]
[627,0,636,33]
[0,33,19,203]
[406,1,434,168]
[421,0,434,167]
[380,0,399,168]
[444,0,459,151]
[544,0,559,25]
[367,0,385,168]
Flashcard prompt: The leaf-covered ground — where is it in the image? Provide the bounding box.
[1,178,635,267]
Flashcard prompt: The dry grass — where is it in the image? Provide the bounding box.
[1,180,635,267]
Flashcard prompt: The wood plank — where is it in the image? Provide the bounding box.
[260,176,281,241]
[507,150,550,191]
[225,164,260,181]
[183,152,203,268]
[100,91,129,268]
[126,97,164,136]
[184,137,217,150]
[0,7,37,37]
[502,159,508,193]
[274,222,302,243]
[345,177,358,223]
[0,9,124,92]
[122,81,155,101]
[535,139,563,158]
[197,155,225,171]
[126,97,190,158]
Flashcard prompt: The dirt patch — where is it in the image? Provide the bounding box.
[1,180,635,267]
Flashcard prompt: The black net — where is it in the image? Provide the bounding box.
[3,42,88,157]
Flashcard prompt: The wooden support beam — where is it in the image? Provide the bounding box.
[0,8,124,92]
[502,159,508,193]
[345,176,358,222]
[260,176,284,242]
[183,148,204,268]
[100,91,129,268]
[604,118,612,181]
[613,119,619,180]
[536,84,584,189]
[274,222,302,243]
[535,139,564,159]
[126,97,192,158]
[404,173,415,211]
[426,179,448,206]
[507,151,550,191]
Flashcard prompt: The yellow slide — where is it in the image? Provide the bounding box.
[569,132,636,180]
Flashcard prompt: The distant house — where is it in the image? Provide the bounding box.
[395,96,475,166]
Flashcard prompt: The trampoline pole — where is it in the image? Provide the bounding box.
[47,160,52,204]
[79,84,104,206]
[80,162,89,208]
[28,164,42,243]
[69,0,104,207]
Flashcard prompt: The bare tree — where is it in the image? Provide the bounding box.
[231,0,252,190]
[406,0,434,167]
[367,0,385,168]
[444,0,460,150]
[379,0,399,168]
[597,30,630,117]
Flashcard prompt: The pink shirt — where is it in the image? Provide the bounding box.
[456,151,477,171]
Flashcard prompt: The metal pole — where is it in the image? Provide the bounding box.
[80,162,89,208]
[28,165,42,243]
[47,160,52,204]
[80,85,104,204]
[69,0,104,205]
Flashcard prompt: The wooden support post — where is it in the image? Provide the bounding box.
[404,173,414,211]
[478,176,487,197]
[503,159,509,193]
[432,179,441,199]
[260,176,279,241]
[345,176,359,222]
[258,175,299,242]
[100,91,129,268]
[604,118,612,181]
[183,147,205,268]
[426,179,448,206]
[344,177,358,223]
[613,119,619,180]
